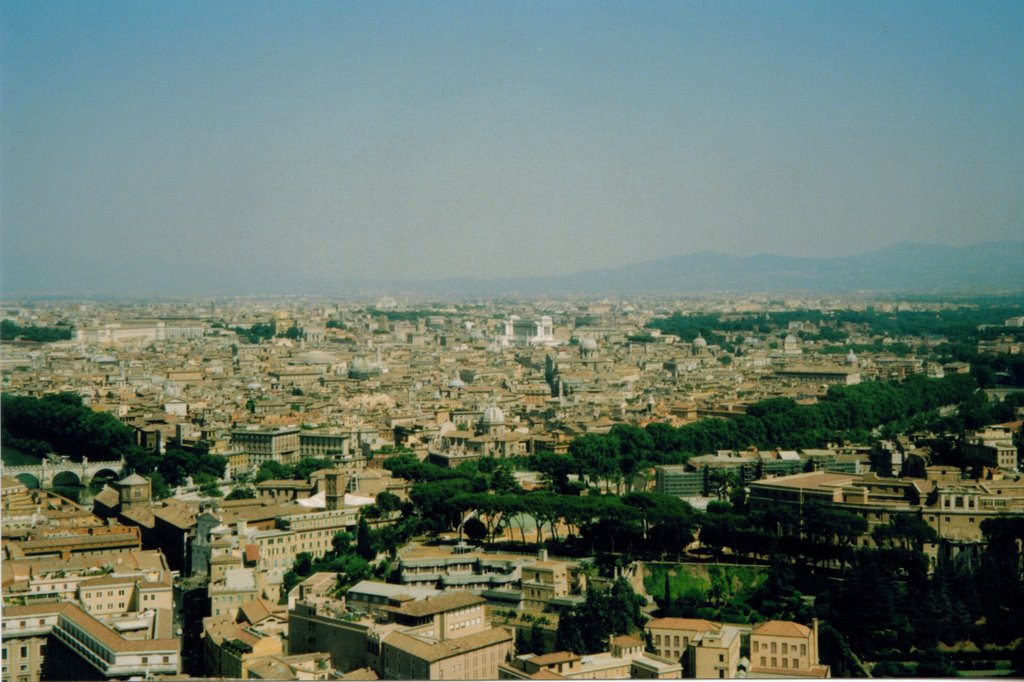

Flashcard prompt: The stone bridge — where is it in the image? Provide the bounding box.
[1,456,124,488]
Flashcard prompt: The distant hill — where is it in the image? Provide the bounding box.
[5,241,1023,297]
[374,241,1024,296]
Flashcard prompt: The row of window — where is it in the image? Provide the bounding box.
[752,641,806,656]
[759,656,800,669]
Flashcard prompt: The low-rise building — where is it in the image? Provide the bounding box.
[2,602,180,680]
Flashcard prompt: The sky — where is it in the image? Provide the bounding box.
[1,1,1022,294]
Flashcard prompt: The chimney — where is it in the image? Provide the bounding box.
[812,618,819,664]
[538,548,548,562]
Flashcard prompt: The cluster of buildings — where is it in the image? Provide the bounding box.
[1,296,1021,680]
[6,296,1015,492]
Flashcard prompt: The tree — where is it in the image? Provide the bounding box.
[530,622,547,655]
[530,452,575,493]
[555,613,586,654]
[462,517,488,543]
[254,460,290,483]
[569,434,619,489]
[356,517,376,561]
[200,480,223,497]
[516,628,531,655]
[491,465,522,495]
[225,486,256,500]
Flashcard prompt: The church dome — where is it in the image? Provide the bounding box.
[581,338,598,352]
[482,405,505,425]
[448,376,466,388]
[692,335,708,349]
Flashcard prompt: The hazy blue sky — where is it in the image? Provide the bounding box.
[2,1,1022,293]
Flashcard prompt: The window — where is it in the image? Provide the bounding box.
[760,657,766,667]
[719,654,724,662]
[800,644,806,656]
[771,642,777,654]
[793,658,799,669]
[752,641,758,653]
[719,671,724,678]
[782,643,788,654]
[782,659,788,669]
[19,646,27,658]
[771,657,777,668]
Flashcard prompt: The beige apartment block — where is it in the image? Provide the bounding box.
[381,627,513,680]
[646,617,723,664]
[2,603,180,679]
[499,637,682,679]
[749,620,829,677]
[521,555,571,612]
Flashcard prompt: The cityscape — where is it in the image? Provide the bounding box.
[2,2,1023,681]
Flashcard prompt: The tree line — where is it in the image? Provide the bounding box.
[0,319,73,342]
[2,392,134,461]
[535,375,981,492]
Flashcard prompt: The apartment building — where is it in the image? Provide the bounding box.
[521,554,571,612]
[645,617,829,679]
[290,581,514,680]
[2,603,180,680]
[646,618,724,665]
[499,636,681,679]
[962,425,1020,472]
[230,425,301,468]
[749,620,829,677]
[2,549,170,607]
[748,467,1024,546]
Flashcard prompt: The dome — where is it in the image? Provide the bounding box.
[581,338,598,351]
[482,405,505,425]
[846,349,858,365]
[448,376,466,388]
[692,334,708,349]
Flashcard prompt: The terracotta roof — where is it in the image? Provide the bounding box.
[119,507,156,527]
[387,591,484,618]
[384,627,512,663]
[239,598,286,626]
[647,617,722,632]
[528,652,581,666]
[152,503,196,529]
[92,487,120,508]
[752,620,812,638]
[610,634,645,648]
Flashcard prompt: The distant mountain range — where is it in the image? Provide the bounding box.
[359,241,1024,297]
[5,241,1023,298]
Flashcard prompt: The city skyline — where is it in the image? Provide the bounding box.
[3,1,1023,294]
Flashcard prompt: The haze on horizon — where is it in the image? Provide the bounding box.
[2,1,1022,295]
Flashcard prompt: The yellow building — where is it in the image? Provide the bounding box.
[749,620,829,677]
[498,637,682,679]
[645,618,722,664]
[688,624,743,679]
[521,551,572,613]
